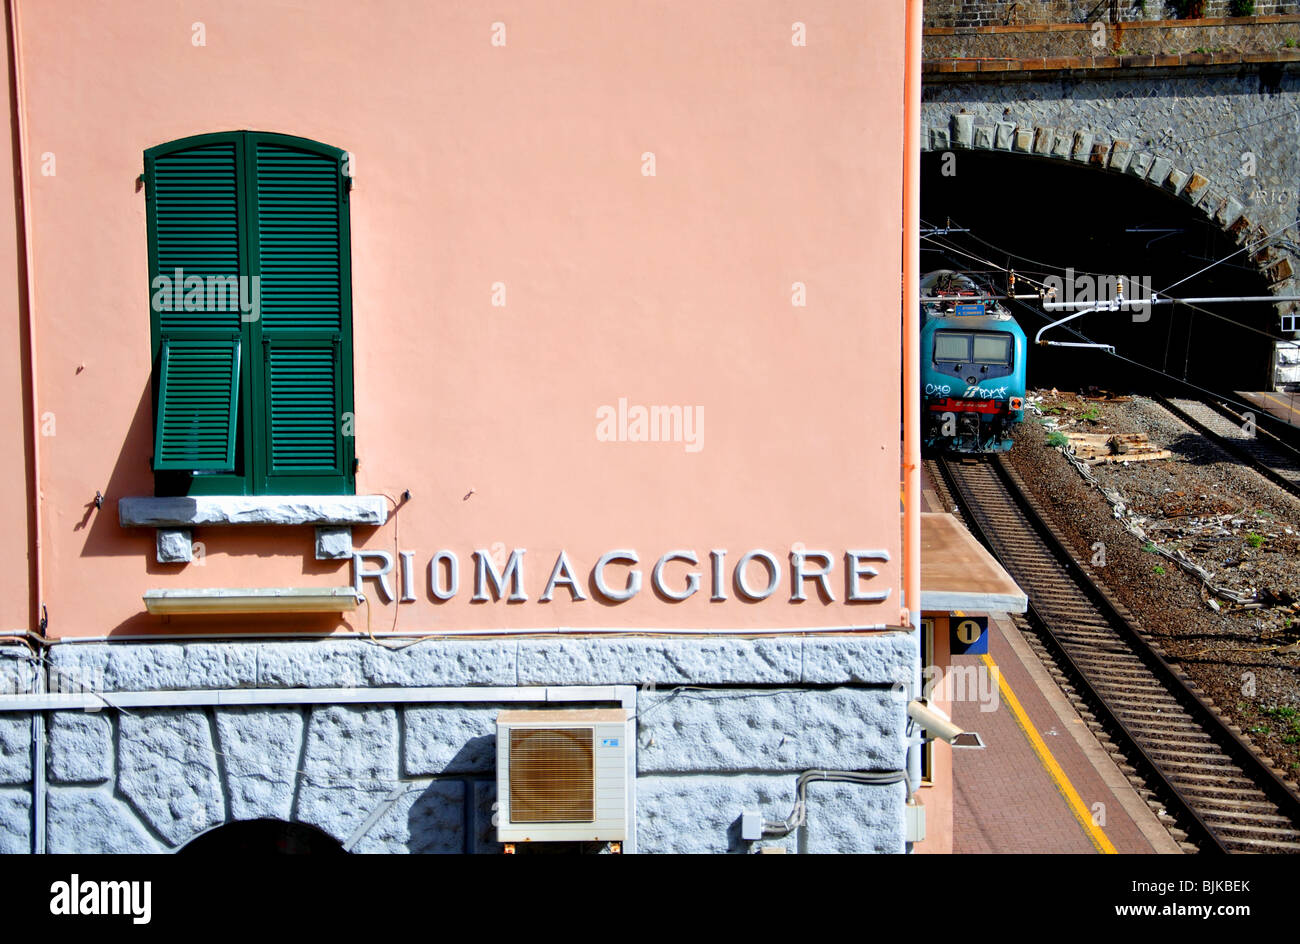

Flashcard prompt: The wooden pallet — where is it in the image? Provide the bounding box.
[1064,431,1171,464]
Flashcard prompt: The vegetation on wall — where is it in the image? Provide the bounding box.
[1168,0,1207,17]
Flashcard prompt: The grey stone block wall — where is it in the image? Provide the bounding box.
[0,713,32,785]
[8,634,917,854]
[215,706,303,821]
[634,683,908,853]
[48,712,113,783]
[43,634,916,691]
[636,687,905,773]
[0,787,31,854]
[0,650,34,854]
[0,649,38,696]
[637,774,803,853]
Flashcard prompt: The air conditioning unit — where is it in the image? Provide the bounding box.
[496,708,628,843]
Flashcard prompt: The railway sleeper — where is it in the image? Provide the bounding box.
[1060,648,1152,663]
[1199,809,1296,827]
[1107,707,1206,728]
[1213,821,1300,840]
[1178,782,1284,800]
[1083,678,1176,693]
[1137,734,1221,751]
[1143,755,1240,774]
[1223,835,1300,852]
[1164,771,1260,789]
[1050,628,1129,641]
[1187,796,1290,813]
[1106,701,1194,719]
[1105,695,1197,711]
[1051,639,1128,653]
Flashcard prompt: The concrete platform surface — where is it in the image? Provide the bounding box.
[950,614,1181,855]
[1238,390,1300,428]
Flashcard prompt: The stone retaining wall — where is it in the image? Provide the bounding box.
[925,2,1294,30]
[922,67,1300,294]
[0,634,915,854]
[924,15,1300,58]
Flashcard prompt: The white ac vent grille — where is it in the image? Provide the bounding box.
[497,708,629,843]
[508,727,594,823]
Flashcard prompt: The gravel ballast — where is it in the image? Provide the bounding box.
[1007,390,1300,776]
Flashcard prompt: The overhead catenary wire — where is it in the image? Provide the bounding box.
[1156,214,1300,298]
[920,230,1300,457]
[927,211,1300,295]
[925,211,1300,321]
[1003,295,1300,464]
[922,223,1300,348]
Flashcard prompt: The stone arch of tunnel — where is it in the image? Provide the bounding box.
[177,818,348,855]
[921,146,1285,394]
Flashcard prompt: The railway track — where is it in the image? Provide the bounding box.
[931,454,1300,853]
[1154,394,1300,501]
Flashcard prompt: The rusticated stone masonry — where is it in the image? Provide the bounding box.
[0,634,914,854]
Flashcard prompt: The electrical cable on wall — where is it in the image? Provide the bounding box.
[758,769,912,839]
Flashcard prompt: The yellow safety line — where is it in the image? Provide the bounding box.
[980,652,1118,854]
[1249,391,1300,421]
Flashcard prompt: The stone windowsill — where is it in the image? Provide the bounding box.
[118,495,389,528]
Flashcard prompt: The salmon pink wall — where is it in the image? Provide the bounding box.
[11,0,903,638]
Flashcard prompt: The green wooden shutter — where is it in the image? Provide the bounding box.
[250,137,352,493]
[154,339,241,470]
[147,139,245,474]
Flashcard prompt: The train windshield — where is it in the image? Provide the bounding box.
[973,333,1013,365]
[933,331,1014,366]
[933,331,970,362]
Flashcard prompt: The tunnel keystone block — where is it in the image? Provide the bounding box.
[952,113,974,147]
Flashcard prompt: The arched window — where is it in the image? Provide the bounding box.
[144,132,354,496]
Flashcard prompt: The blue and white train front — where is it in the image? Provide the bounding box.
[920,284,1028,454]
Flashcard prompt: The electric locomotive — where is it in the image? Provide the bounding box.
[920,270,1027,454]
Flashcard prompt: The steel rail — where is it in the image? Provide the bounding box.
[1153,394,1300,502]
[936,455,1300,853]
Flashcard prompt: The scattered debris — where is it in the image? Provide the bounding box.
[1081,386,1132,403]
[1012,388,1300,772]
[1058,433,1257,609]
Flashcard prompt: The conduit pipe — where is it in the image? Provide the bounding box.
[7,0,45,856]
[7,0,40,638]
[902,0,924,811]
[902,0,921,631]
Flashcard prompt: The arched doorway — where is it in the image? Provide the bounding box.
[179,819,347,855]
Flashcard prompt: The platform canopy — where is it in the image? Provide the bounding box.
[918,512,1027,614]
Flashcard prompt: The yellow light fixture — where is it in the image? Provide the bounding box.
[143,586,359,615]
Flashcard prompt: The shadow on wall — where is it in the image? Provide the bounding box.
[77,381,154,560]
[63,380,353,636]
